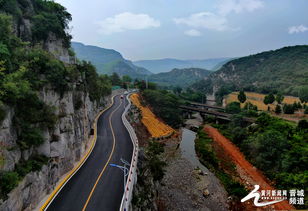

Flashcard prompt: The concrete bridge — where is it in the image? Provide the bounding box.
[179,104,255,123]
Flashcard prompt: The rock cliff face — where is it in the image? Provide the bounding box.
[5,0,73,63]
[0,87,117,211]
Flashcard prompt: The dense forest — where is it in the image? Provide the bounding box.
[192,45,308,98]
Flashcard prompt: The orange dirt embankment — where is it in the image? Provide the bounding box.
[130,93,175,138]
[204,126,295,211]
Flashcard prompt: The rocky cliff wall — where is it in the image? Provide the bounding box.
[0,89,123,211]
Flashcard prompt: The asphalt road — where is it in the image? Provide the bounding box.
[47,95,133,211]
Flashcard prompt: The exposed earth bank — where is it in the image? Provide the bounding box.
[130,107,229,210]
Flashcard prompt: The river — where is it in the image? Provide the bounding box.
[180,128,209,174]
[179,127,229,210]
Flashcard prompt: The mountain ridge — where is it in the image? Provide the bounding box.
[133,57,233,73]
[149,67,212,88]
[192,45,308,97]
[71,42,152,78]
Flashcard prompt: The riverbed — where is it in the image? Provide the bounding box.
[175,127,229,211]
[180,128,210,174]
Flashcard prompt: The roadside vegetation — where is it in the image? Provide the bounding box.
[0,155,48,199]
[130,93,175,138]
[178,88,206,104]
[133,82,184,128]
[210,112,308,209]
[195,129,248,199]
[0,3,113,198]
[132,141,166,208]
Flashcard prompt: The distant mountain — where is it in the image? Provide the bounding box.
[71,42,152,78]
[192,45,308,96]
[133,58,232,73]
[149,68,212,88]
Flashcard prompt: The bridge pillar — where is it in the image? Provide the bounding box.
[183,111,193,119]
[188,112,192,119]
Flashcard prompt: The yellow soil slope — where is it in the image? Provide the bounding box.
[130,93,175,138]
[225,92,301,111]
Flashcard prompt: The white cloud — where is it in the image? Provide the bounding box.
[218,0,264,16]
[184,29,202,37]
[173,0,262,35]
[288,25,308,34]
[98,12,160,34]
[174,12,228,31]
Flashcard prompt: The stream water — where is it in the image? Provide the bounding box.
[180,128,209,174]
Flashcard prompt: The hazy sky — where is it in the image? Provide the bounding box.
[55,0,308,61]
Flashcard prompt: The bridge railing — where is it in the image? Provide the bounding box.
[120,93,139,211]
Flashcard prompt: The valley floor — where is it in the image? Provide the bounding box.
[158,137,229,211]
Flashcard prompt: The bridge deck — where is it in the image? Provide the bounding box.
[179,105,255,123]
[188,102,224,110]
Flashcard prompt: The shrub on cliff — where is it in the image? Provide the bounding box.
[0,172,19,199]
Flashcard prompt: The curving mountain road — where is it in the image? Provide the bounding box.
[46,95,133,211]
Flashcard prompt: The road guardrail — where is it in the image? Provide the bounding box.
[120,93,139,211]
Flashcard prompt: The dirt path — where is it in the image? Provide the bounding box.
[204,125,295,211]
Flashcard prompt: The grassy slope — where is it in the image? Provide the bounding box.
[149,68,212,88]
[192,45,308,96]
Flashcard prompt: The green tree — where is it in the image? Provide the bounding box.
[122,75,132,83]
[111,72,121,86]
[31,0,72,47]
[297,120,308,131]
[1,66,31,103]
[293,102,300,111]
[275,93,284,104]
[0,172,19,196]
[275,104,282,114]
[304,107,308,114]
[215,85,233,105]
[243,102,257,111]
[0,101,5,122]
[225,102,241,114]
[263,95,270,105]
[299,86,308,103]
[238,90,247,103]
[142,89,183,128]
[173,86,182,95]
[243,130,289,173]
[283,104,295,114]
[122,75,131,89]
[263,93,275,105]
[0,14,12,45]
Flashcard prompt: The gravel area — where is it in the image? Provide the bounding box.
[159,140,229,211]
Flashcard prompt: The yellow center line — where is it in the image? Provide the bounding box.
[40,96,116,211]
[82,97,123,211]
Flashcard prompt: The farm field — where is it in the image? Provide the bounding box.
[130,93,175,138]
[225,92,302,111]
